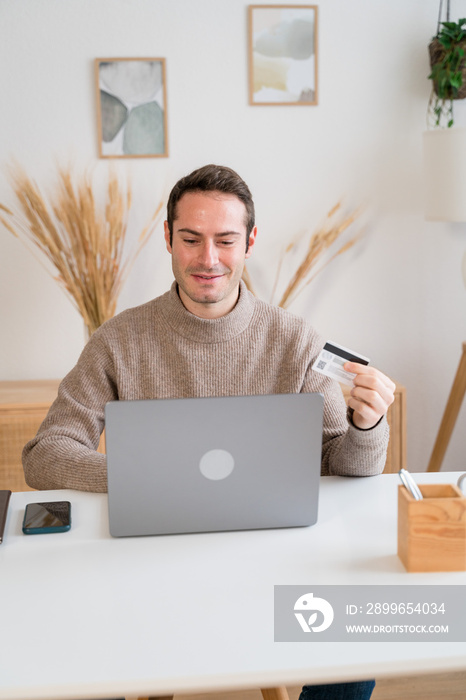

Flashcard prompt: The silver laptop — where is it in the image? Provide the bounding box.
[105,393,324,537]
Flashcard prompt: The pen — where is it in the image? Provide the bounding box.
[399,469,423,501]
[457,472,466,494]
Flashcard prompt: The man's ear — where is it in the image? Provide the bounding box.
[164,221,172,253]
[245,226,257,258]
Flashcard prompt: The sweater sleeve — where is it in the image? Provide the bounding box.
[302,360,390,477]
[22,332,117,492]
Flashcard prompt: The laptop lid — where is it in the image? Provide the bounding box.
[105,392,324,537]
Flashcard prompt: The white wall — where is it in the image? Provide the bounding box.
[1,0,466,473]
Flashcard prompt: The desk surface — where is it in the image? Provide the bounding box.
[1,472,465,700]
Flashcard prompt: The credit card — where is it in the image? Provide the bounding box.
[312,341,370,386]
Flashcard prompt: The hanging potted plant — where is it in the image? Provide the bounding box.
[423,3,466,221]
[428,15,466,127]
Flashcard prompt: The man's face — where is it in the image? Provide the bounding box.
[164,191,257,319]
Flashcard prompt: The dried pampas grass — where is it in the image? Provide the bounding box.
[0,163,163,337]
[243,201,362,309]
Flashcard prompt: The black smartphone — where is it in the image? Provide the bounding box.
[22,501,72,535]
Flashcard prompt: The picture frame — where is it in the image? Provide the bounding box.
[248,5,318,106]
[95,57,168,158]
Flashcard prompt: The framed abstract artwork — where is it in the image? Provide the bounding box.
[95,57,168,158]
[248,5,318,105]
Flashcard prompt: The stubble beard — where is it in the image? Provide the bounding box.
[175,263,243,307]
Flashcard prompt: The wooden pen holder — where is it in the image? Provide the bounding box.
[398,484,466,572]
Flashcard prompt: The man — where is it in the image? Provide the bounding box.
[23,165,394,700]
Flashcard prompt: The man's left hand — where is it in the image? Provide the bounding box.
[344,362,396,430]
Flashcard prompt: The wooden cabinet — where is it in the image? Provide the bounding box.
[0,380,107,492]
[0,381,61,492]
[0,379,406,492]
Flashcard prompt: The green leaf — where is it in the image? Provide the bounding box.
[451,54,461,70]
[438,76,448,95]
[448,118,454,127]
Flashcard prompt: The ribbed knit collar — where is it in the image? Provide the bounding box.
[159,280,256,343]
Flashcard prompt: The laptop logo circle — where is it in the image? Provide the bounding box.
[199,449,235,480]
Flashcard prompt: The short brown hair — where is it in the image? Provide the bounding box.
[166,164,255,251]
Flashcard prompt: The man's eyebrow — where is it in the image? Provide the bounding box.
[176,228,242,237]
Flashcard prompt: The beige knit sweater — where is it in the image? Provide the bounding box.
[23,282,389,492]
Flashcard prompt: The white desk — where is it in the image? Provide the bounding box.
[1,472,465,700]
